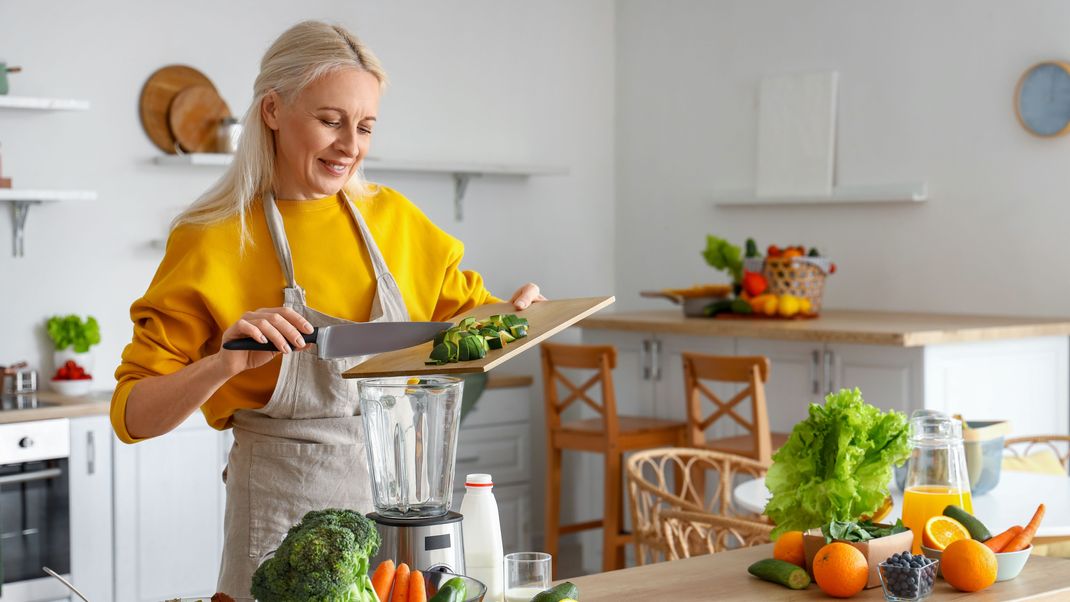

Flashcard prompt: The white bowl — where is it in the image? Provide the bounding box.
[922,543,1032,582]
[49,379,92,396]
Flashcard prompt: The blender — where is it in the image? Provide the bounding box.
[359,376,467,574]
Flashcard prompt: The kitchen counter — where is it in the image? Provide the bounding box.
[0,390,110,424]
[567,543,1070,601]
[579,309,1070,347]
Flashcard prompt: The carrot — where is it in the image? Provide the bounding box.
[371,559,396,602]
[407,569,427,602]
[1004,504,1045,552]
[984,525,1023,552]
[391,563,411,602]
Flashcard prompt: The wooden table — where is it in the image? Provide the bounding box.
[734,472,1070,544]
[565,543,1070,601]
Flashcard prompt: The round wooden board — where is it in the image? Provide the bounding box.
[168,85,231,153]
[138,65,215,153]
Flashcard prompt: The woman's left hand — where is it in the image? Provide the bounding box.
[509,282,547,310]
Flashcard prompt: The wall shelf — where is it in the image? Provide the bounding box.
[153,153,569,219]
[712,182,928,206]
[0,96,91,111]
[1,190,98,257]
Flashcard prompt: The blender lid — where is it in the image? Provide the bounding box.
[367,510,463,527]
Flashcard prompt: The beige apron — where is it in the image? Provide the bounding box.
[217,190,410,598]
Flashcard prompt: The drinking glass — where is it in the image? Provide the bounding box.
[504,552,552,602]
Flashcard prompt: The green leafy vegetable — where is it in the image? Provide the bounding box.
[765,388,911,539]
[702,235,744,283]
[821,519,908,543]
[46,315,101,352]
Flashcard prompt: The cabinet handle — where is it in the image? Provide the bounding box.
[824,350,835,395]
[810,350,821,395]
[651,339,662,381]
[87,431,95,475]
[642,339,652,380]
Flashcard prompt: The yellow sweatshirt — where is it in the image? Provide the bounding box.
[112,185,500,443]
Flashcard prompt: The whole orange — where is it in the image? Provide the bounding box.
[773,531,806,568]
[812,542,868,598]
[942,539,997,592]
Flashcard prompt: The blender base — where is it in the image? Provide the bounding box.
[368,511,466,575]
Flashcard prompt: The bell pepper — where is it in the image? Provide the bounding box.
[742,271,768,297]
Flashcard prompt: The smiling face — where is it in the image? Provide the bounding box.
[262,67,380,200]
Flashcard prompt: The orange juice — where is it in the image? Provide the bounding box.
[902,485,973,553]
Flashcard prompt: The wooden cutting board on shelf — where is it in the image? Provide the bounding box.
[139,65,215,153]
[169,84,230,153]
[341,296,615,378]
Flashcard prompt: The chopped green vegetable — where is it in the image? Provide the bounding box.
[764,387,911,539]
[425,314,528,365]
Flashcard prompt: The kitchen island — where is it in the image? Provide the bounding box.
[566,543,1070,601]
[579,309,1070,437]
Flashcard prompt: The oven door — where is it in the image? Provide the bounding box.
[0,419,72,602]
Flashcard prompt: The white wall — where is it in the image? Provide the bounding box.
[0,0,616,383]
[616,0,1070,316]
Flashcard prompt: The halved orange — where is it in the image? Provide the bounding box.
[923,515,971,550]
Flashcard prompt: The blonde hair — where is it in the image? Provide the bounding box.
[171,21,387,244]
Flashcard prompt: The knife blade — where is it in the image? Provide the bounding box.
[222,321,452,359]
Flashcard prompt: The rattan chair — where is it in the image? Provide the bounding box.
[625,447,769,565]
[1004,435,1070,471]
[661,508,773,560]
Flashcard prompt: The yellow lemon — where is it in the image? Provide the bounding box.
[799,297,813,314]
[778,295,800,317]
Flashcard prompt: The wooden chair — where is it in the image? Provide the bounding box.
[661,508,772,560]
[1004,436,1070,472]
[625,447,769,565]
[542,342,686,575]
[682,353,787,464]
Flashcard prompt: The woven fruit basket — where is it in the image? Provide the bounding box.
[744,257,832,314]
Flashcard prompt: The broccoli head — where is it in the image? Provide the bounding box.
[251,509,382,602]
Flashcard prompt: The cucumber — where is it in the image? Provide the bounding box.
[747,558,811,590]
[944,504,992,541]
[428,577,467,602]
[530,581,579,602]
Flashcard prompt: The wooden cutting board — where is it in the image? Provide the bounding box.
[169,84,231,153]
[341,296,615,378]
[138,65,215,153]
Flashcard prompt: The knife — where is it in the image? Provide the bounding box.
[222,321,452,359]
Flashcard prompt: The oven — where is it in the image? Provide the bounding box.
[0,419,71,601]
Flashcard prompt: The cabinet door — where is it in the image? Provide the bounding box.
[734,339,822,433]
[113,414,230,602]
[69,415,114,602]
[828,343,922,414]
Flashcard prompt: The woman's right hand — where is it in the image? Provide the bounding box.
[217,307,315,375]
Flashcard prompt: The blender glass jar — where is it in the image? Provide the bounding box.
[359,376,464,518]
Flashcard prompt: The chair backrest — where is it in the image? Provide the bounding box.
[662,508,772,560]
[682,353,773,463]
[1004,435,1070,472]
[625,447,769,565]
[540,342,620,440]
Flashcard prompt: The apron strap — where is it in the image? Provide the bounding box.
[339,189,390,280]
[262,193,299,290]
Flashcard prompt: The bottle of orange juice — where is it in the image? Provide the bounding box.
[901,410,973,553]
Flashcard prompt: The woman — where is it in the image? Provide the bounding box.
[112,20,544,597]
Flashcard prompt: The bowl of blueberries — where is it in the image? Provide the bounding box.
[878,552,939,601]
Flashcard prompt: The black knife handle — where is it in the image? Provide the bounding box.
[223,328,318,351]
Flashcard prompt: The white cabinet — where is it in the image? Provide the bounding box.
[69,415,114,602]
[112,414,231,602]
[454,379,533,554]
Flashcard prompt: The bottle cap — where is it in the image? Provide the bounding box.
[465,473,493,487]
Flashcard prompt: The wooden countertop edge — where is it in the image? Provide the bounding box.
[580,311,1070,347]
[0,391,111,424]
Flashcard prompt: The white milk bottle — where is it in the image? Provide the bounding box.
[460,473,504,602]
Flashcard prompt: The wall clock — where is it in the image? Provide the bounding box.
[1016,61,1070,137]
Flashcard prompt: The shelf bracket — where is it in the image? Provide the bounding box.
[452,172,481,221]
[10,200,40,258]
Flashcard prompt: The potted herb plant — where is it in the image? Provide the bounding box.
[46,314,100,395]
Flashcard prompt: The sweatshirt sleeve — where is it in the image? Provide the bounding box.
[111,228,217,443]
[430,235,503,322]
